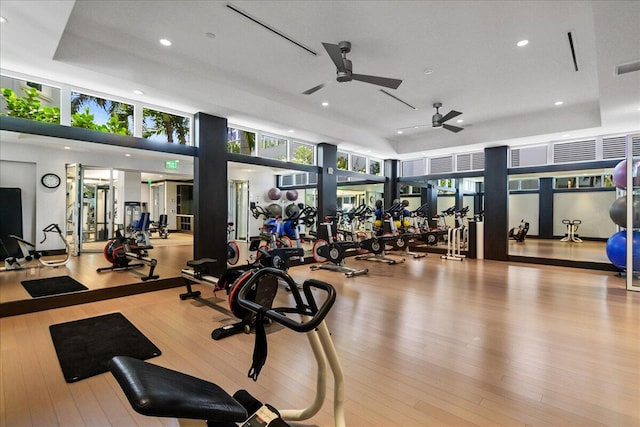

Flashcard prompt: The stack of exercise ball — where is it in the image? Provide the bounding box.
[606,158,640,272]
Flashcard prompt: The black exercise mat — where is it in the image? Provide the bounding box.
[49,312,161,383]
[21,275,88,298]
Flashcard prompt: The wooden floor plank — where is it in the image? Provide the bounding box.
[1,247,639,427]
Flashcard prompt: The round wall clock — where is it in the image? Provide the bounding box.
[41,173,61,189]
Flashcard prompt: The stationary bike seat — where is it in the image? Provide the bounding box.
[109,356,247,423]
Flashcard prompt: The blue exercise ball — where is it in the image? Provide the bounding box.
[606,230,640,271]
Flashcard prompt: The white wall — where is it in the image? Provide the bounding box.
[164,181,179,230]
[509,193,540,235]
[436,195,456,228]
[553,191,617,238]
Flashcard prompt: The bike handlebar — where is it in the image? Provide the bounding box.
[237,267,336,333]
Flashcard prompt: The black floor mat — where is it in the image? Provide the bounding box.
[49,312,161,383]
[21,275,88,298]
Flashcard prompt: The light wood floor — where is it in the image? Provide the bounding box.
[1,252,638,426]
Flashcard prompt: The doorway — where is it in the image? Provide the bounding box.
[228,180,249,241]
[65,165,116,253]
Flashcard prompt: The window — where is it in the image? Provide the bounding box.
[291,141,314,165]
[351,154,367,173]
[227,127,256,155]
[369,159,381,175]
[402,159,425,177]
[260,135,287,161]
[142,108,191,144]
[71,92,133,135]
[337,151,349,170]
[555,177,576,189]
[0,76,61,124]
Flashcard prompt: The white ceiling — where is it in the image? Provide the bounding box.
[0,1,638,160]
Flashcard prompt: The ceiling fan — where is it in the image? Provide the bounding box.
[303,41,403,95]
[431,103,463,133]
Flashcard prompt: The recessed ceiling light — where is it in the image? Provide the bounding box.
[64,146,71,150]
[288,129,295,133]
[205,32,216,39]
[321,101,329,107]
[133,89,144,95]
[159,38,172,46]
[637,107,640,111]
[554,101,564,106]
[0,16,7,23]
[397,130,403,134]
[423,68,434,75]
[517,40,529,47]
[456,119,464,123]
[125,153,131,157]
[562,134,571,137]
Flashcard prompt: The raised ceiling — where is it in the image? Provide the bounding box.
[0,1,638,159]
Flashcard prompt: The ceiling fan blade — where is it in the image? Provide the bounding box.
[442,123,464,133]
[322,42,347,73]
[302,83,326,95]
[351,74,402,89]
[439,110,462,123]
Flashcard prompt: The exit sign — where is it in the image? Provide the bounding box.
[165,160,179,170]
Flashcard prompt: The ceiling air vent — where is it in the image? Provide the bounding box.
[616,60,640,76]
[553,139,596,163]
[510,145,548,167]
[430,156,453,175]
[456,153,471,172]
[471,152,485,170]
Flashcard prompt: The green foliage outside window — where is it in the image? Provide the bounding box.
[71,107,129,134]
[227,128,256,154]
[292,144,313,165]
[143,108,190,144]
[71,92,133,136]
[369,160,381,175]
[337,154,348,170]
[1,87,60,124]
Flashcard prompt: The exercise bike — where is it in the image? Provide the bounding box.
[508,219,530,242]
[96,213,159,281]
[181,237,304,340]
[226,222,240,265]
[311,210,369,277]
[1,223,70,272]
[110,267,345,427]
